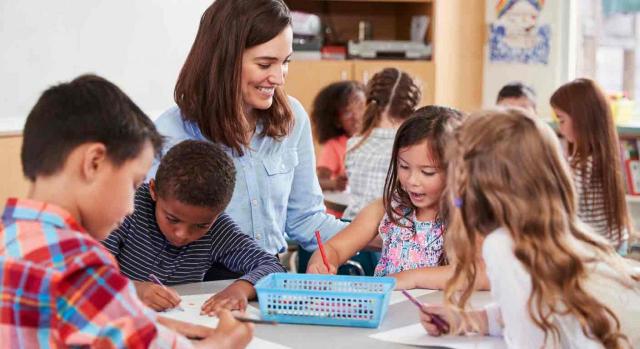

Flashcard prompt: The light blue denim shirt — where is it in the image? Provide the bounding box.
[150,97,346,254]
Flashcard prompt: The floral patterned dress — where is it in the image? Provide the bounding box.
[373,207,445,277]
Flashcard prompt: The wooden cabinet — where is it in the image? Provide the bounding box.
[285,60,352,113]
[0,135,30,202]
[282,0,484,114]
[286,60,434,112]
[352,60,434,106]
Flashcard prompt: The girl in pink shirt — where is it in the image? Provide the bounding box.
[311,81,365,192]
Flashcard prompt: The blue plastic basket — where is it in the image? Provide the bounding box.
[255,273,396,328]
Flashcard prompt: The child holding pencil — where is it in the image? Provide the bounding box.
[103,140,285,314]
[420,108,640,348]
[308,106,489,290]
[0,75,252,348]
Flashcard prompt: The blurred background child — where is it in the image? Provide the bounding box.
[343,68,421,221]
[550,78,632,254]
[311,81,365,195]
[421,108,640,348]
[496,81,536,114]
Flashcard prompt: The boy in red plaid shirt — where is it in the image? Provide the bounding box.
[0,75,252,348]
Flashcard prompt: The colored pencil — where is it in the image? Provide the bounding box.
[400,289,448,333]
[149,273,185,312]
[314,230,331,271]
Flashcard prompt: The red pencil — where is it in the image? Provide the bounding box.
[314,230,331,271]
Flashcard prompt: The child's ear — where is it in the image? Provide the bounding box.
[149,179,158,201]
[81,143,108,182]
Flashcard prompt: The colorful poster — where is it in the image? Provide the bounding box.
[489,0,550,64]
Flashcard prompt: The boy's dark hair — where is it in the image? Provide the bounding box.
[383,105,465,226]
[311,81,365,144]
[154,140,236,212]
[21,74,164,181]
[496,81,536,106]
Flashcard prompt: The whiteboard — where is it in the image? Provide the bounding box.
[0,0,211,132]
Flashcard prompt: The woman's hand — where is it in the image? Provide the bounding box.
[133,280,182,312]
[200,280,254,315]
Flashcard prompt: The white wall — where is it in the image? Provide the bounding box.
[0,0,211,132]
[482,0,577,118]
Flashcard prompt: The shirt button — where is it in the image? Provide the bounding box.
[256,233,261,239]
[281,164,285,170]
[252,199,258,206]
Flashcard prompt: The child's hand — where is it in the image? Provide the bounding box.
[193,309,254,349]
[200,280,253,315]
[157,316,216,340]
[333,175,348,191]
[133,280,182,311]
[418,304,451,336]
[306,261,338,274]
[390,271,417,290]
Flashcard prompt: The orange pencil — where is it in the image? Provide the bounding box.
[314,230,331,272]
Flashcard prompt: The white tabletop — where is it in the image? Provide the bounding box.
[322,190,351,207]
[172,280,495,349]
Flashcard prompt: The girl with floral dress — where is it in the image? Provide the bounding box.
[308,106,489,290]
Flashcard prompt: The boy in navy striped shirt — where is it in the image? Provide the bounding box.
[102,140,285,314]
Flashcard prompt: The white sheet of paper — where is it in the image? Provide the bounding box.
[370,323,506,349]
[159,293,289,349]
[388,289,437,305]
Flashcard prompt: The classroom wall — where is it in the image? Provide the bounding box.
[0,0,211,133]
[482,0,577,117]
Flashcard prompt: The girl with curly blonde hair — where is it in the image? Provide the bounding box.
[418,108,640,348]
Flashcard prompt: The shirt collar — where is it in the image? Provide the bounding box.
[180,110,261,154]
[2,198,85,233]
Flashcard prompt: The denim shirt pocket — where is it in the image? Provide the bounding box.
[262,149,299,210]
[262,148,299,175]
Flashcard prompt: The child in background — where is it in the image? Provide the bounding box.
[343,68,421,220]
[496,81,536,114]
[103,140,285,314]
[311,81,365,193]
[420,108,640,348]
[550,78,631,254]
[308,106,489,290]
[0,75,252,348]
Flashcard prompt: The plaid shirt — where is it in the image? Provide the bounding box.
[0,198,192,348]
[343,128,397,220]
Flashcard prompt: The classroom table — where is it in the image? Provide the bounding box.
[322,190,351,214]
[172,280,495,349]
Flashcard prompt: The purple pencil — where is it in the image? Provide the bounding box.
[400,289,449,333]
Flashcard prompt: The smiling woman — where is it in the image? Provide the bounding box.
[150,0,346,257]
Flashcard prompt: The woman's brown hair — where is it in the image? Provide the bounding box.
[174,0,293,156]
[445,108,638,348]
[350,68,421,151]
[550,78,629,244]
[383,105,464,227]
